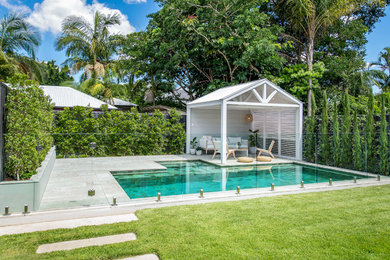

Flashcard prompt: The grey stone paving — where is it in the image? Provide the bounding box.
[36,233,136,254]
[121,254,159,260]
[39,154,290,211]
[0,213,138,236]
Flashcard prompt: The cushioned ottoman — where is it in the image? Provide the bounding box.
[237,157,254,163]
[257,156,272,162]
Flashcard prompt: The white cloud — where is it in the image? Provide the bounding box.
[123,0,147,3]
[26,0,135,35]
[0,0,31,13]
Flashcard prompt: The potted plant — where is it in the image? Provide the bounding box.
[196,146,202,155]
[190,137,197,154]
[248,129,259,154]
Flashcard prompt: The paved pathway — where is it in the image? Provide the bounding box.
[0,213,138,236]
[36,233,137,253]
[122,254,159,260]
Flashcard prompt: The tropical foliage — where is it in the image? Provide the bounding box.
[55,11,121,101]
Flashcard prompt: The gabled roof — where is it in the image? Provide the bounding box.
[40,86,117,110]
[112,97,137,107]
[188,79,302,107]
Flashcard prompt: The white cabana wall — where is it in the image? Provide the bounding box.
[187,79,303,164]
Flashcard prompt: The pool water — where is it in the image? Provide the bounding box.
[112,161,370,199]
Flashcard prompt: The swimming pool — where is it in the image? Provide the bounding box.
[112,161,370,199]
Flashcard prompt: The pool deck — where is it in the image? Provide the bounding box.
[4,153,387,221]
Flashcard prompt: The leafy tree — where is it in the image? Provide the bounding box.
[365,89,376,172]
[304,92,317,162]
[379,96,389,175]
[41,60,73,86]
[341,89,352,168]
[319,91,330,164]
[276,62,325,102]
[126,0,285,104]
[332,99,341,167]
[352,110,363,171]
[56,11,121,100]
[275,0,384,116]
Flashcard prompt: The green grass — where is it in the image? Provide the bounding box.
[1,185,390,259]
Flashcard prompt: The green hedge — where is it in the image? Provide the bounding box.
[5,74,54,180]
[53,106,185,157]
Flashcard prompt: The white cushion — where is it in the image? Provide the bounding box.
[228,137,241,144]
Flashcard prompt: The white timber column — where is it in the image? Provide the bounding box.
[221,168,227,191]
[221,100,227,164]
[186,106,191,154]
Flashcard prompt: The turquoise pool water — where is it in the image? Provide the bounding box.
[112,161,370,199]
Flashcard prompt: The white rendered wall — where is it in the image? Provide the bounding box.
[190,109,251,138]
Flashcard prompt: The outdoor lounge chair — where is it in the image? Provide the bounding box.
[212,140,236,160]
[256,140,275,158]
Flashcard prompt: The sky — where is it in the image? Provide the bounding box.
[0,0,389,71]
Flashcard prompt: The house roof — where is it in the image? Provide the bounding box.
[40,86,117,110]
[112,97,137,107]
[187,79,302,107]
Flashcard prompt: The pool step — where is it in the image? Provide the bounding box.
[36,233,136,254]
[0,213,138,236]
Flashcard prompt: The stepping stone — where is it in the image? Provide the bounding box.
[122,254,159,260]
[36,233,136,254]
[0,214,138,236]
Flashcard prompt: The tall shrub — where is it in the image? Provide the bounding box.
[365,89,376,172]
[5,74,53,180]
[341,89,352,168]
[304,92,317,162]
[319,91,329,165]
[379,97,389,175]
[352,110,363,171]
[332,100,341,167]
[54,106,186,157]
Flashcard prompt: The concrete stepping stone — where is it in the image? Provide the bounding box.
[0,214,138,236]
[36,233,136,254]
[122,254,159,260]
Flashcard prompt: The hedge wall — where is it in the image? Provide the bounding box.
[5,75,54,180]
[53,106,185,157]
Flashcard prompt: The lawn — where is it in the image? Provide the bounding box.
[1,185,390,259]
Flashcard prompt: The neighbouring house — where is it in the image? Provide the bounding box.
[186,79,303,164]
[111,97,137,111]
[40,86,117,112]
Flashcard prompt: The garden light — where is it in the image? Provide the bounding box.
[329,178,332,186]
[200,189,204,198]
[271,183,274,191]
[113,196,117,206]
[4,206,9,215]
[354,177,357,183]
[236,186,240,194]
[157,192,161,202]
[301,181,304,188]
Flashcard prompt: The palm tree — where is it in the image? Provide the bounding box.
[55,11,121,100]
[276,0,383,116]
[0,13,42,81]
[369,47,390,92]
